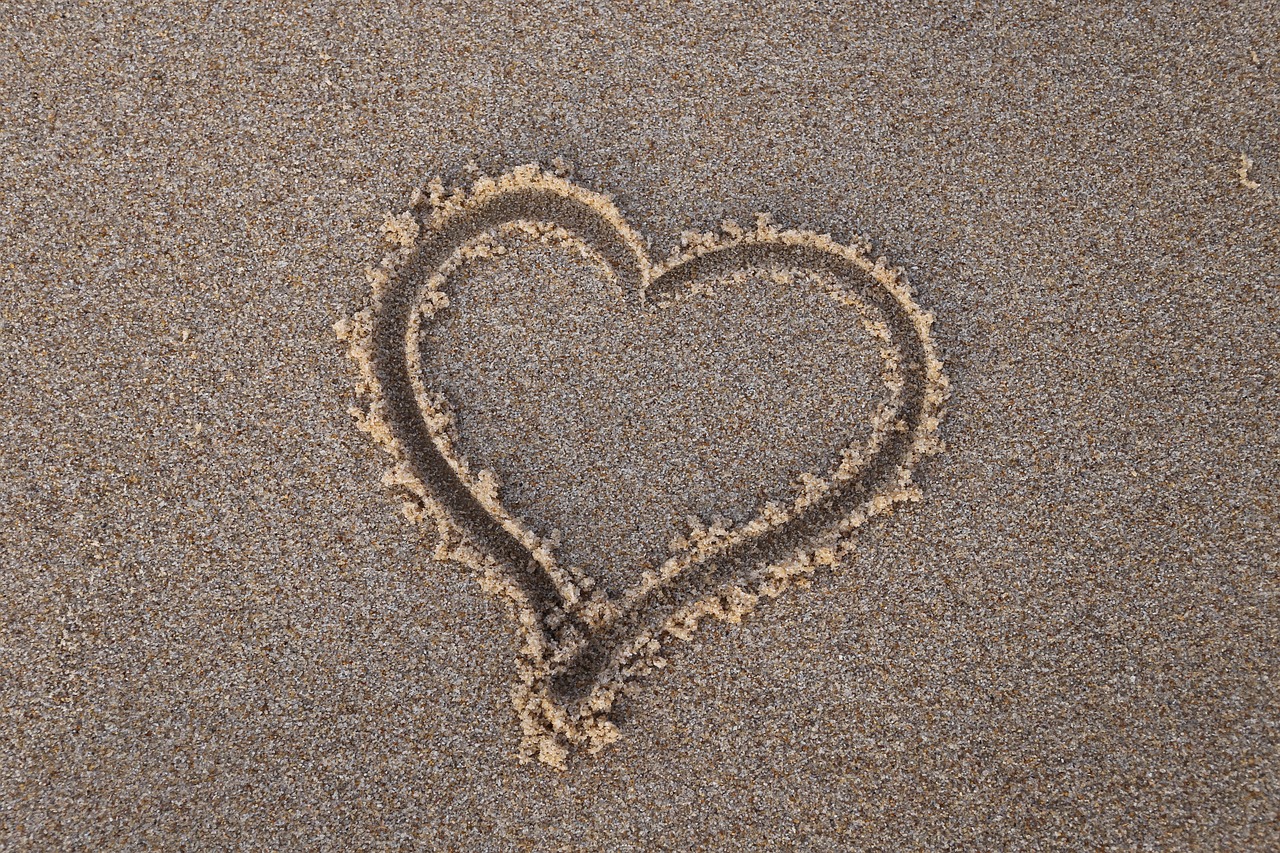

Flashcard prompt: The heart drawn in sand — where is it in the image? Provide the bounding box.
[336,165,948,768]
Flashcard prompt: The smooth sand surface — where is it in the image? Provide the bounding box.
[2,2,1277,849]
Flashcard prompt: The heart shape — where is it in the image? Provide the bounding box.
[337,165,948,768]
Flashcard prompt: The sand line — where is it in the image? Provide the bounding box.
[336,164,949,768]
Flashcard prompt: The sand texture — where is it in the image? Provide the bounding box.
[2,1,1277,849]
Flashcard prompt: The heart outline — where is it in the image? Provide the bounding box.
[336,165,949,768]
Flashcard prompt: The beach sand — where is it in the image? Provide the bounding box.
[2,2,1277,848]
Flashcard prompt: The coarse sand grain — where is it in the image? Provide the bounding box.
[1,1,1277,849]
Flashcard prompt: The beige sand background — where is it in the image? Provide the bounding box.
[2,1,1277,849]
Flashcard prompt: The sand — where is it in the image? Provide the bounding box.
[2,1,1277,849]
